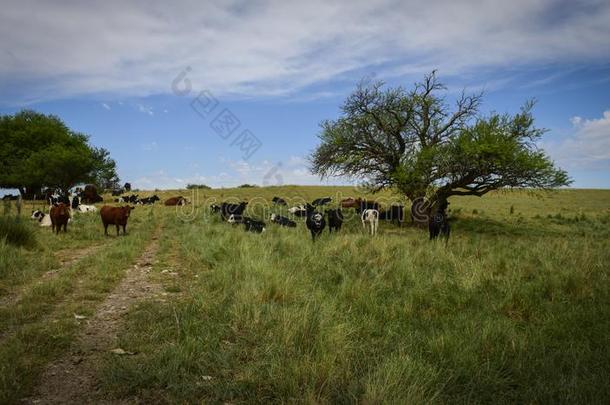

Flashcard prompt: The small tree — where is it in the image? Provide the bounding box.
[310,72,570,219]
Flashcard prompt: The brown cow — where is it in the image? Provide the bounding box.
[100,205,134,236]
[164,196,187,206]
[50,203,71,234]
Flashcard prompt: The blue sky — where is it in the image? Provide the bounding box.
[1,0,609,190]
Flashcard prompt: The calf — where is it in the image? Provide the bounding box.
[164,196,186,206]
[50,203,71,234]
[270,213,297,228]
[244,217,266,233]
[361,209,379,236]
[429,201,450,243]
[312,197,332,206]
[305,203,325,241]
[100,205,134,236]
[221,201,248,221]
[31,210,52,227]
[326,208,343,233]
[210,204,221,213]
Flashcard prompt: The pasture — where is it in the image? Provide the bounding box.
[1,186,609,403]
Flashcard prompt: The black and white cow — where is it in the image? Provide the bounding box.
[221,201,248,221]
[270,213,297,228]
[139,195,160,205]
[210,204,221,213]
[326,208,343,233]
[305,203,325,241]
[244,217,266,233]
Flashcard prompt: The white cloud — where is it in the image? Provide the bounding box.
[101,102,111,110]
[1,0,609,104]
[545,110,610,169]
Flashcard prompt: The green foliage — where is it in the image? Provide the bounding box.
[0,110,119,195]
[0,217,36,248]
[311,72,571,204]
[238,183,258,188]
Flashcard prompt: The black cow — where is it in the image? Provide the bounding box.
[272,196,287,206]
[312,197,332,206]
[111,188,124,196]
[244,217,266,233]
[71,196,80,210]
[305,204,325,241]
[326,208,343,233]
[2,194,19,201]
[429,201,450,243]
[270,213,297,227]
[221,201,248,221]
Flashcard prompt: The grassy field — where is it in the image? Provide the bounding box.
[1,186,609,403]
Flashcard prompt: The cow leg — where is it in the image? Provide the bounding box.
[123,224,127,235]
[116,224,120,236]
[104,223,108,236]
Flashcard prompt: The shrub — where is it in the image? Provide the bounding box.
[0,217,36,248]
[186,184,211,190]
[238,184,258,188]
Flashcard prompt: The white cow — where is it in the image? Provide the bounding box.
[361,209,379,236]
[77,204,97,213]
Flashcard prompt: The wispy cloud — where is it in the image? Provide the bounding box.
[137,104,153,116]
[1,0,609,104]
[101,102,111,110]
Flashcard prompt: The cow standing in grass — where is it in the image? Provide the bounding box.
[306,204,325,241]
[429,201,450,243]
[361,209,379,236]
[326,209,343,233]
[100,205,134,236]
[50,203,71,234]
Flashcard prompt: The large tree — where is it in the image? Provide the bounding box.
[0,110,119,197]
[310,72,570,218]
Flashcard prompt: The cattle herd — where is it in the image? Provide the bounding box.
[26,188,451,242]
[211,196,450,242]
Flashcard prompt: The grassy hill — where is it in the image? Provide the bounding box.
[1,187,609,403]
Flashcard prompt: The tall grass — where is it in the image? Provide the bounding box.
[101,196,610,403]
[0,216,36,248]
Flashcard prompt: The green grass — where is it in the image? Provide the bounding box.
[0,187,609,403]
[0,216,36,249]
